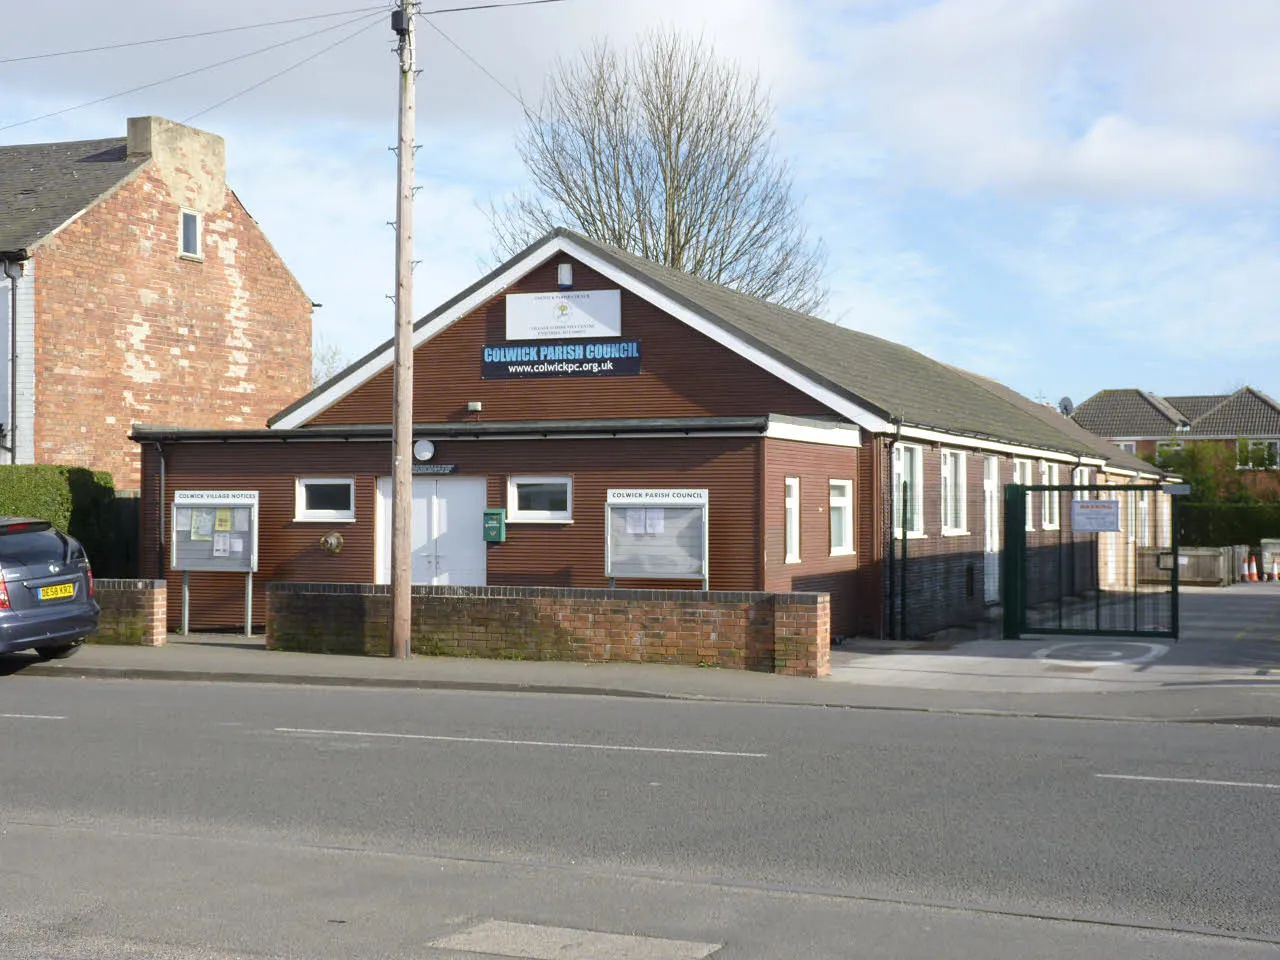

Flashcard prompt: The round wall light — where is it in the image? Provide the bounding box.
[413,439,435,461]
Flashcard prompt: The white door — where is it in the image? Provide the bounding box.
[376,476,487,585]
[983,457,1000,604]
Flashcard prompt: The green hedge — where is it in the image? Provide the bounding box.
[0,465,133,575]
[1179,503,1280,548]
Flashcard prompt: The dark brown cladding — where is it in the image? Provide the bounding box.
[307,255,833,427]
[761,438,863,636]
[141,435,763,631]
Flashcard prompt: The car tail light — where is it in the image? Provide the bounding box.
[0,575,8,611]
[87,568,95,598]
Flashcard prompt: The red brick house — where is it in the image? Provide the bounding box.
[0,116,312,490]
[133,229,1166,638]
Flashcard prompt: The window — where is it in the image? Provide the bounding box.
[940,449,967,534]
[892,444,924,536]
[180,210,201,258]
[784,477,801,562]
[1072,466,1090,501]
[507,476,572,523]
[1013,459,1035,531]
[829,480,853,555]
[1238,439,1280,469]
[1116,441,1136,454]
[295,478,355,522]
[1137,489,1151,547]
[1041,461,1060,528]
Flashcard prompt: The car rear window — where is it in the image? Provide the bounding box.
[0,529,67,565]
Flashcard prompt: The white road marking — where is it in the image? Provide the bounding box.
[1097,774,1280,790]
[432,920,721,959]
[1033,641,1168,666]
[0,713,65,720]
[275,727,766,758]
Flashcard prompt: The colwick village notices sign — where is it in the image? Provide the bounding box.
[484,288,640,379]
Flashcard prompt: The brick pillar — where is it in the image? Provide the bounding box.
[773,593,831,677]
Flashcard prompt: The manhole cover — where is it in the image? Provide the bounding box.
[1032,641,1168,665]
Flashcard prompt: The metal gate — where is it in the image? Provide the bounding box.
[1002,483,1180,639]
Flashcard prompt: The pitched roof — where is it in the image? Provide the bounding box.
[1069,388,1188,438]
[0,137,147,258]
[1164,394,1227,421]
[1188,387,1280,437]
[274,228,1148,466]
[947,368,1159,475]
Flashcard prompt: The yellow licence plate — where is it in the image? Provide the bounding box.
[39,582,75,601]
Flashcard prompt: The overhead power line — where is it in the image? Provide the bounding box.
[419,17,534,115]
[0,6,387,66]
[184,16,385,124]
[0,9,384,134]
[421,0,566,14]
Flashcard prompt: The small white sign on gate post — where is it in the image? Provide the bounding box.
[1071,498,1121,533]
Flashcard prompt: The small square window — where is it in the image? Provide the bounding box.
[295,478,355,522]
[181,210,201,258]
[508,476,572,523]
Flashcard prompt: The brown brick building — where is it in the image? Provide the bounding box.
[0,116,312,490]
[133,229,1167,638]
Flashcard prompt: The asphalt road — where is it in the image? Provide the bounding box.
[1,678,1278,958]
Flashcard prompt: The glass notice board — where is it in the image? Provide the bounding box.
[171,490,258,573]
[605,489,708,586]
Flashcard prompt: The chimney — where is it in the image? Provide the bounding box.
[126,116,227,214]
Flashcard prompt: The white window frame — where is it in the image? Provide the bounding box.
[180,209,202,259]
[507,475,573,523]
[1116,441,1136,453]
[1041,461,1060,529]
[1013,459,1035,531]
[294,477,356,522]
[1072,466,1090,501]
[892,443,925,538]
[829,479,853,556]
[940,448,967,535]
[784,477,801,563]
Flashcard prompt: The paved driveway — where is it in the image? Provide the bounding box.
[830,583,1280,693]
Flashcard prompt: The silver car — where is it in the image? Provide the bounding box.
[0,517,99,659]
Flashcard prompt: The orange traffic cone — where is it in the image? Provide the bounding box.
[1249,556,1259,582]
[1271,556,1279,582]
[1241,556,1251,582]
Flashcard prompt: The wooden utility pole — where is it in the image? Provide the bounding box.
[390,0,417,659]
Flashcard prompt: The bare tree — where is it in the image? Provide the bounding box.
[491,30,827,315]
[312,333,350,387]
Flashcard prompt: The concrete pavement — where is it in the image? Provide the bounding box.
[4,583,1278,723]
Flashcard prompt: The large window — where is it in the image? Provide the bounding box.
[295,478,355,522]
[507,476,572,523]
[1238,439,1280,469]
[892,444,924,536]
[940,449,967,535]
[784,477,800,563]
[1013,459,1035,531]
[1041,462,1060,528]
[829,480,853,556]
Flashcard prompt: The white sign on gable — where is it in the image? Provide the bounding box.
[506,289,622,341]
[1071,499,1121,533]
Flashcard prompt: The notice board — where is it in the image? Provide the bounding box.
[171,490,259,573]
[605,489,708,583]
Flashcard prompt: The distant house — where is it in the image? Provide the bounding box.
[132,228,1167,639]
[1071,387,1280,493]
[0,116,312,490]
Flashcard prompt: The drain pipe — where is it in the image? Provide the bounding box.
[1,259,20,463]
[155,440,167,581]
[884,417,903,642]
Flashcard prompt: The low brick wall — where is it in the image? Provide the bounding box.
[94,579,167,646]
[266,583,831,677]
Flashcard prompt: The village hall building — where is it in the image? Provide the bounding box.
[132,228,1164,639]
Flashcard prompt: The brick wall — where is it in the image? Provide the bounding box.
[265,583,831,677]
[31,163,311,490]
[94,579,166,645]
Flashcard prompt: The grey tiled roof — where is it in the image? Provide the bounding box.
[948,368,1159,475]
[1164,394,1226,421]
[563,230,1110,457]
[0,137,147,258]
[1188,388,1280,437]
[1069,389,1186,438]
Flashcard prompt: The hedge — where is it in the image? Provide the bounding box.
[0,465,131,575]
[1179,503,1280,548]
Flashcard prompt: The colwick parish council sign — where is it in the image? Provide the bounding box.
[482,338,642,380]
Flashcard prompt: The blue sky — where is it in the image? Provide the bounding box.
[2,0,1277,409]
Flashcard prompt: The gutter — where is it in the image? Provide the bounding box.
[1,258,22,463]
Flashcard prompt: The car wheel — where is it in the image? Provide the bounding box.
[35,641,82,661]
